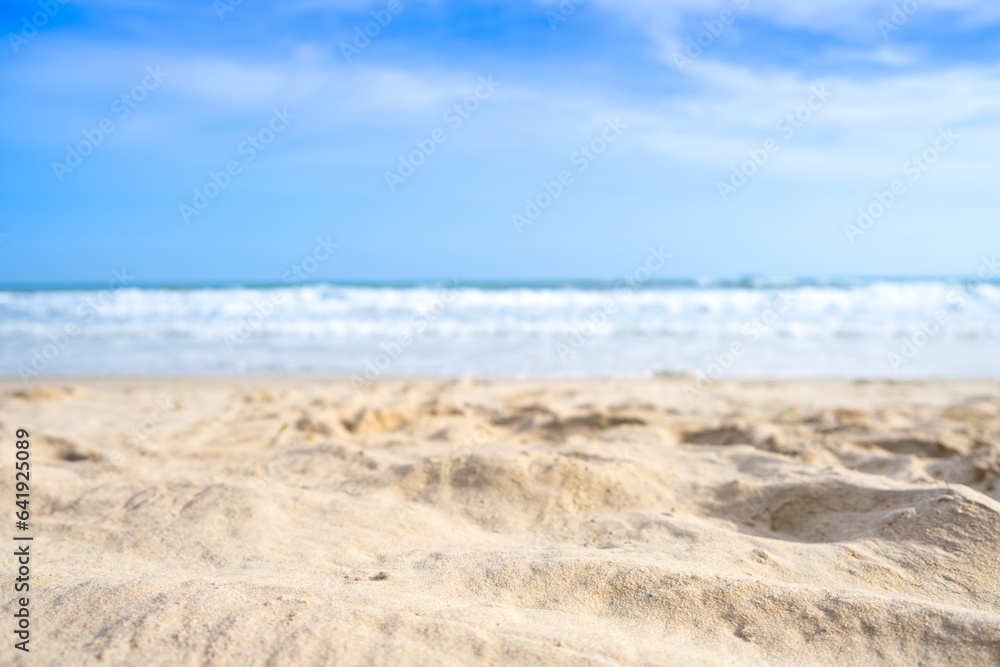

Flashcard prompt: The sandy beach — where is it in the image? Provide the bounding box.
[2,377,1000,665]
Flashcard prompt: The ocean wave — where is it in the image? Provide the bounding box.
[1,281,998,377]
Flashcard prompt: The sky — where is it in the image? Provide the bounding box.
[1,0,999,285]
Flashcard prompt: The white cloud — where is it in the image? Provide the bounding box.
[534,0,1000,67]
[574,0,1000,35]
[618,59,1000,188]
[8,23,1000,197]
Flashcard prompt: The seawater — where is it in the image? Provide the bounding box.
[1,279,999,379]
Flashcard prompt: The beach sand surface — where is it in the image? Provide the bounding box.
[2,378,1000,665]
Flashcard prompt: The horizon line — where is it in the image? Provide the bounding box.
[1,275,999,291]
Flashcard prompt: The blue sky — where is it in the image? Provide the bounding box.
[1,0,999,284]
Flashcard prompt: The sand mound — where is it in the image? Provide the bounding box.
[2,378,999,665]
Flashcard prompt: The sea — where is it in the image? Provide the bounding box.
[2,278,999,380]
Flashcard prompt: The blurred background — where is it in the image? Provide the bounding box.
[1,0,998,379]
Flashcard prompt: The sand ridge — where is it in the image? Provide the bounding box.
[1,378,999,665]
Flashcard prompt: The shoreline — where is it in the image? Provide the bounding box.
[5,375,1000,383]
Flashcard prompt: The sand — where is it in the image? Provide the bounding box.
[1,377,999,665]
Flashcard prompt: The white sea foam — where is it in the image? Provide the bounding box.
[1,281,998,378]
